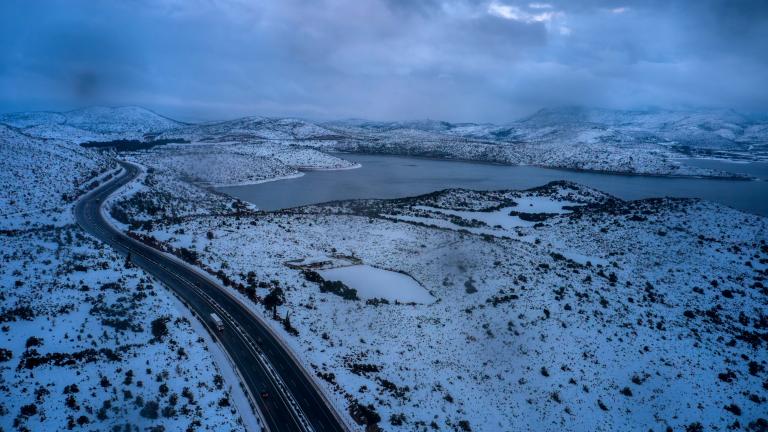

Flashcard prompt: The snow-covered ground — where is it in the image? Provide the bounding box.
[4,104,768,431]
[0,228,245,431]
[4,105,765,177]
[123,142,359,187]
[0,125,115,229]
[0,124,248,431]
[124,179,767,432]
[318,265,434,304]
[406,195,581,231]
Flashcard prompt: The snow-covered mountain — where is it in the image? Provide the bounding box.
[158,116,349,142]
[324,118,488,134]
[0,106,184,143]
[4,105,766,151]
[2,105,766,176]
[509,107,767,151]
[63,106,183,134]
[326,107,768,157]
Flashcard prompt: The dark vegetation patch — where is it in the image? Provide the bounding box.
[16,346,132,370]
[81,138,189,152]
[303,270,359,300]
[348,400,381,426]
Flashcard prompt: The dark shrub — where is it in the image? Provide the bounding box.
[150,316,170,341]
[20,403,37,417]
[140,401,160,419]
[0,348,12,362]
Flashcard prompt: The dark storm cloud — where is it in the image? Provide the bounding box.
[0,0,766,122]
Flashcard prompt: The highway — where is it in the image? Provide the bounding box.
[74,161,348,432]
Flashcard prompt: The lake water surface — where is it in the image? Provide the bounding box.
[218,154,768,216]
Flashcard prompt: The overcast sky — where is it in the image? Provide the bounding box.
[1,0,766,122]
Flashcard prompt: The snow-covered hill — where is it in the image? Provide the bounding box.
[158,117,348,142]
[0,106,183,143]
[3,105,766,176]
[511,107,768,152]
[327,107,768,159]
[0,124,115,229]
[0,123,251,431]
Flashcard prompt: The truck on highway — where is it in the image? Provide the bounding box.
[210,313,224,332]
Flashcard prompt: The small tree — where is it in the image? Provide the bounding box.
[283,313,299,336]
[262,287,285,319]
[150,316,170,342]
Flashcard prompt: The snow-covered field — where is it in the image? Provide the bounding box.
[128,181,767,432]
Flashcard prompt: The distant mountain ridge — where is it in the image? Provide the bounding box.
[155,116,348,142]
[2,106,766,169]
[2,104,766,147]
[0,106,184,143]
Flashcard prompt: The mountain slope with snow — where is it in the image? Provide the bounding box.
[3,105,766,176]
[0,124,115,228]
[0,106,183,143]
[158,116,349,142]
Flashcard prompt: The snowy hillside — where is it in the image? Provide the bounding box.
[123,180,768,432]
[325,107,768,151]
[158,117,348,142]
[3,105,764,176]
[0,117,250,431]
[512,107,768,153]
[117,142,359,188]
[325,107,768,167]
[0,106,183,143]
[0,124,114,229]
[0,228,244,432]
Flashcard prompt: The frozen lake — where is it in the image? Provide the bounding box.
[218,153,768,216]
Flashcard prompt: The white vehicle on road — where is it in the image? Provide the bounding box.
[210,313,225,332]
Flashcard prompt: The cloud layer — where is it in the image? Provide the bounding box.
[1,0,766,122]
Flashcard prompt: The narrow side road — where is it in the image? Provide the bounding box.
[75,161,348,432]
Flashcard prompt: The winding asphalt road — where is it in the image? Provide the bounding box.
[75,162,348,432]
